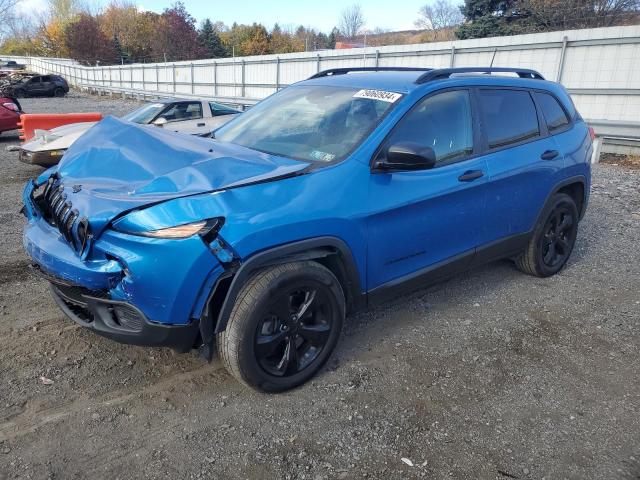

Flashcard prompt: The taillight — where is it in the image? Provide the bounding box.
[588,126,596,141]
[2,102,19,112]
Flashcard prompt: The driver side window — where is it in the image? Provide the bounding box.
[387,90,473,167]
[160,102,203,122]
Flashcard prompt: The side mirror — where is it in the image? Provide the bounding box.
[379,142,436,171]
[153,117,168,127]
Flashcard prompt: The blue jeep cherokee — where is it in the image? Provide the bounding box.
[22,67,592,392]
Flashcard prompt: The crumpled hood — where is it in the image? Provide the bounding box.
[50,116,310,236]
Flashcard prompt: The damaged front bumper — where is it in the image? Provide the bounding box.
[22,180,229,351]
[48,280,200,351]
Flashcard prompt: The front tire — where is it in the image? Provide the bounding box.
[515,193,579,277]
[53,87,65,97]
[217,261,345,392]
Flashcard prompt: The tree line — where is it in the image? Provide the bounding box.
[0,0,343,65]
[0,0,637,65]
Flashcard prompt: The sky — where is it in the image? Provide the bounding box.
[18,0,431,33]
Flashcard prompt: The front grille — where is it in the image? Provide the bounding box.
[54,283,110,303]
[61,297,95,324]
[32,175,90,254]
[52,284,110,325]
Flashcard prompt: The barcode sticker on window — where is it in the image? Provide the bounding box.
[353,89,402,103]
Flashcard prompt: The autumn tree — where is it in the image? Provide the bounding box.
[152,2,203,61]
[64,14,117,64]
[99,2,158,62]
[269,23,297,53]
[221,22,270,56]
[240,23,270,55]
[33,19,70,56]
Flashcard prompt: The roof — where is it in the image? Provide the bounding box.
[299,67,551,94]
[302,70,429,94]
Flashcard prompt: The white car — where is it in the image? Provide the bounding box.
[19,99,241,166]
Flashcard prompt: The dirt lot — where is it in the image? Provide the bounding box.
[601,153,640,170]
[0,93,638,480]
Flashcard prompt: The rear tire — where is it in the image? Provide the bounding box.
[217,261,345,392]
[515,193,579,277]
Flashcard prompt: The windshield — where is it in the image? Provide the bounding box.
[214,85,400,162]
[121,103,166,124]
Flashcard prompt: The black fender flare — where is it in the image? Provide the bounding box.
[203,236,364,339]
[534,175,588,227]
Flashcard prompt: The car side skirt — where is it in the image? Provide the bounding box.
[366,231,531,307]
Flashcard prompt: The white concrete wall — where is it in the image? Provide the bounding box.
[6,25,640,122]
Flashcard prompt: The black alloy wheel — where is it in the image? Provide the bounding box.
[217,261,345,392]
[515,192,579,277]
[255,286,333,377]
[540,205,575,268]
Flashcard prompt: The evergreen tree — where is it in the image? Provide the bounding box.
[328,28,338,49]
[198,18,227,58]
[315,32,329,50]
[113,34,127,64]
[456,0,521,39]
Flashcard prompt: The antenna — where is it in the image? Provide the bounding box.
[489,48,498,68]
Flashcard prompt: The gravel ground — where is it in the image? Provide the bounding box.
[0,92,639,480]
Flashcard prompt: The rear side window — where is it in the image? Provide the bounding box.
[385,89,473,167]
[534,92,570,132]
[209,101,239,117]
[478,89,539,149]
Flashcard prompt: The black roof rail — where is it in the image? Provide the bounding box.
[309,67,433,79]
[415,67,545,84]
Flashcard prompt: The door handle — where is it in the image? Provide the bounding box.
[197,123,206,127]
[458,170,484,182]
[540,150,559,160]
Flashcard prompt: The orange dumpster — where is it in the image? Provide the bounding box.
[19,113,103,141]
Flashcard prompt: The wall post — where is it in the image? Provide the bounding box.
[557,35,569,83]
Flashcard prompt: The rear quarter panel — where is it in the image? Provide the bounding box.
[549,83,592,209]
